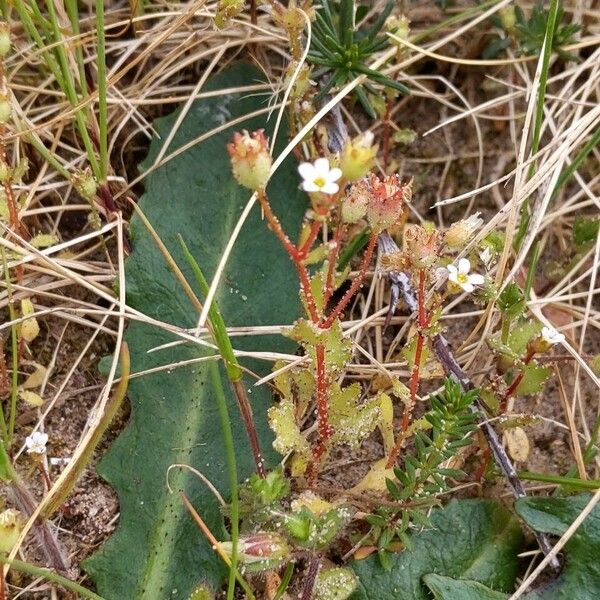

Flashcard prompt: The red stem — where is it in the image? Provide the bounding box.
[298,219,322,259]
[501,348,536,411]
[257,190,320,322]
[323,224,345,308]
[322,232,378,328]
[307,343,332,483]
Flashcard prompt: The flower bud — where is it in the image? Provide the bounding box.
[0,509,22,553]
[0,22,10,58]
[73,169,98,200]
[342,174,411,230]
[339,132,378,182]
[0,93,12,124]
[227,129,272,191]
[403,224,441,269]
[443,213,483,249]
[221,532,290,572]
[499,7,517,32]
[214,0,245,29]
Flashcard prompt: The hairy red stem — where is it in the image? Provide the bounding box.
[308,343,332,482]
[501,348,536,411]
[257,190,320,322]
[323,224,345,308]
[298,219,322,259]
[322,232,378,328]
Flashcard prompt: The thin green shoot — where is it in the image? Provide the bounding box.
[1,247,17,446]
[178,236,243,382]
[96,0,109,182]
[0,557,105,600]
[208,361,240,600]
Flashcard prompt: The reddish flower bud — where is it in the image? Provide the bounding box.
[342,174,411,231]
[227,129,272,191]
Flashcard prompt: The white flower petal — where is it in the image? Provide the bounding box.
[457,258,471,274]
[298,162,316,181]
[541,326,565,345]
[302,180,320,193]
[327,167,342,183]
[446,264,458,276]
[320,181,339,195]
[313,158,331,177]
[461,282,475,293]
[469,273,485,285]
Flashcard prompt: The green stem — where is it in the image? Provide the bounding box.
[95,0,108,182]
[64,0,89,98]
[0,557,104,600]
[519,470,600,490]
[1,248,17,445]
[552,125,600,200]
[178,236,242,381]
[208,362,239,600]
[178,237,265,476]
[44,0,101,179]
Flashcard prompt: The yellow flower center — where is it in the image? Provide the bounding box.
[457,273,468,284]
[314,176,326,188]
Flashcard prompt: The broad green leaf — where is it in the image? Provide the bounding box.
[516,494,600,599]
[351,499,523,599]
[424,574,508,599]
[84,64,305,599]
[508,320,542,355]
[515,362,551,395]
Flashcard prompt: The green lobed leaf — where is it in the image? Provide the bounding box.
[350,499,523,599]
[516,494,600,599]
[84,64,305,599]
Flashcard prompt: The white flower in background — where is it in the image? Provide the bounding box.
[298,158,342,194]
[25,431,48,455]
[541,326,565,346]
[447,258,485,293]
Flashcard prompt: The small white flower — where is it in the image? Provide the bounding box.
[541,326,565,345]
[298,158,342,195]
[25,431,48,455]
[446,258,485,293]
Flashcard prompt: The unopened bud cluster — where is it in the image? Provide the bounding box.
[227,129,272,191]
[342,173,412,232]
